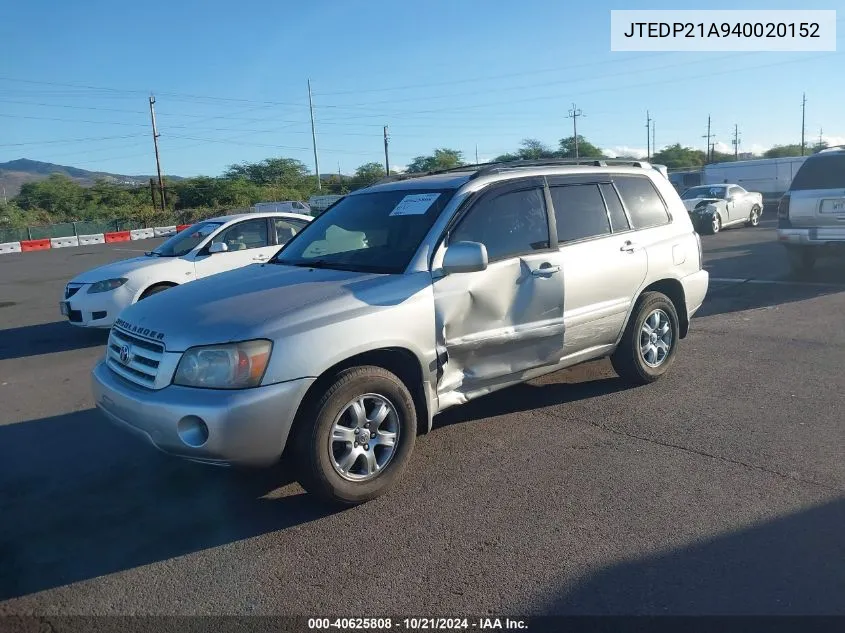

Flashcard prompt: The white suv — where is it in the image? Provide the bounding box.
[91,159,709,505]
[777,147,845,273]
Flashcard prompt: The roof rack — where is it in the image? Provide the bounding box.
[374,158,657,185]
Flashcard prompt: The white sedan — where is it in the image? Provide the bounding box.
[60,211,311,328]
[681,184,764,235]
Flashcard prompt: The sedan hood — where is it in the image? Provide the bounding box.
[683,198,721,211]
[114,263,418,351]
[70,254,170,284]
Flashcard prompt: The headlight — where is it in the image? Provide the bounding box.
[87,278,128,294]
[173,339,273,389]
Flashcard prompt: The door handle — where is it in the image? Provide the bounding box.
[531,264,561,277]
[620,240,639,253]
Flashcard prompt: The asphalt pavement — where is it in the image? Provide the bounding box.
[0,223,843,617]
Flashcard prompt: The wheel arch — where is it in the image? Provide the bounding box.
[135,281,179,302]
[622,278,689,341]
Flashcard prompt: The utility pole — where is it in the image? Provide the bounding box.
[818,128,824,152]
[307,79,321,191]
[2,185,6,205]
[702,115,712,163]
[645,110,651,160]
[383,125,390,175]
[566,103,583,158]
[149,178,157,209]
[475,144,479,165]
[800,92,807,156]
[148,95,166,212]
[651,119,656,159]
[732,124,741,160]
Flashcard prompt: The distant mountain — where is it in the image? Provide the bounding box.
[0,159,184,198]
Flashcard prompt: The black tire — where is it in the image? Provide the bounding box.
[746,205,761,227]
[139,283,174,300]
[702,212,721,235]
[293,366,417,506]
[786,247,816,275]
[611,292,680,385]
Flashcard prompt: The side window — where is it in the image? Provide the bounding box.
[600,184,630,232]
[728,186,743,198]
[614,176,670,229]
[274,218,307,244]
[549,184,610,243]
[451,186,549,261]
[211,218,269,251]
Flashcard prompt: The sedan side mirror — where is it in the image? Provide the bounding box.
[208,242,229,254]
[442,241,488,274]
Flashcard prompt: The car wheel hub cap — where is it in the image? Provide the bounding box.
[329,393,400,482]
[640,309,673,368]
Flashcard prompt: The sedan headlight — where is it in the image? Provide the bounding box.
[173,340,273,389]
[87,278,128,294]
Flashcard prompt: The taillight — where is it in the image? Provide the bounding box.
[777,194,792,228]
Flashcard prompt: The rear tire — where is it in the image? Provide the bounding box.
[293,366,417,506]
[786,247,816,275]
[611,292,680,385]
[746,205,761,227]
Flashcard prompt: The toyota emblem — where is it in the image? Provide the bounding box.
[119,344,132,364]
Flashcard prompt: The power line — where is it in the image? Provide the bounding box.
[0,133,147,147]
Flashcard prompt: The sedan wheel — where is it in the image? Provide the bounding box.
[748,206,761,227]
[711,213,721,234]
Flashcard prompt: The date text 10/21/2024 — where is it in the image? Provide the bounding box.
[307,618,528,630]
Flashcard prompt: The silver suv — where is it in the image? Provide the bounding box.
[777,147,845,273]
[91,160,709,505]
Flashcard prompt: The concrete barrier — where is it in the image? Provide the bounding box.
[50,236,80,248]
[153,225,177,237]
[20,239,52,252]
[130,228,155,240]
[78,233,106,246]
[105,231,131,243]
[0,241,22,254]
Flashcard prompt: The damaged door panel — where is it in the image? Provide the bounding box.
[432,180,565,404]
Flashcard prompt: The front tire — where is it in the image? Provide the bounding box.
[703,213,722,235]
[293,366,417,506]
[611,292,680,385]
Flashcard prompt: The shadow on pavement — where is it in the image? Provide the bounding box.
[0,321,109,361]
[537,498,845,615]
[0,409,334,601]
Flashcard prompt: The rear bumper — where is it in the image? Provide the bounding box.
[91,360,315,466]
[777,227,845,249]
[682,269,709,320]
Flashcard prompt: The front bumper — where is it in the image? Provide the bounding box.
[61,284,134,328]
[91,360,315,466]
[777,227,845,248]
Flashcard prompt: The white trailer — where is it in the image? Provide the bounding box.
[703,157,809,203]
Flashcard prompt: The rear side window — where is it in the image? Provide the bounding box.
[550,184,610,243]
[614,176,670,229]
[600,184,630,232]
[790,154,845,190]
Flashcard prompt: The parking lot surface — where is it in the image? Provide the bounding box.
[1,220,844,615]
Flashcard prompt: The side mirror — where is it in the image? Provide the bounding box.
[208,242,229,254]
[442,241,488,275]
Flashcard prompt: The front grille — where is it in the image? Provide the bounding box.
[65,284,82,299]
[106,327,165,388]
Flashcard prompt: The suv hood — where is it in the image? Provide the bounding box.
[114,263,419,351]
[70,254,171,284]
[683,198,721,211]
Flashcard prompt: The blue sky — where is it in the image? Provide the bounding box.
[0,0,842,177]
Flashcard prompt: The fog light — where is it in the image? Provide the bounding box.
[177,415,209,448]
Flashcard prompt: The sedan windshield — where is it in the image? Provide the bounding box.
[272,188,455,273]
[151,221,223,257]
[681,186,726,200]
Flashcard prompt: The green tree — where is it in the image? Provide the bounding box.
[350,162,386,190]
[516,138,557,160]
[651,143,706,169]
[558,136,604,159]
[15,174,86,220]
[709,151,735,164]
[406,148,464,173]
[763,144,805,158]
[224,157,311,188]
[812,140,829,154]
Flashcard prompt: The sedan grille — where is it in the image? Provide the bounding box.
[106,327,165,388]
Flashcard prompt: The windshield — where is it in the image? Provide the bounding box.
[681,186,726,200]
[152,221,223,257]
[790,154,845,190]
[272,188,455,273]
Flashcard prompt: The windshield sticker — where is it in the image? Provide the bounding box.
[389,193,441,216]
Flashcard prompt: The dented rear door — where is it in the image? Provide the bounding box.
[432,178,565,399]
